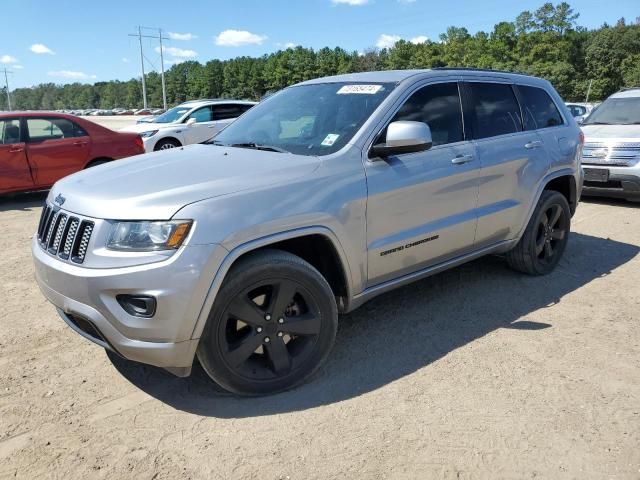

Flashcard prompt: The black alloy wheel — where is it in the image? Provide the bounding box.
[197,250,338,396]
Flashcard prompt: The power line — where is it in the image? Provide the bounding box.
[128,26,170,110]
[1,67,12,111]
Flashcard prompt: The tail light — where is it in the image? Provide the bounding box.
[579,130,584,144]
[134,135,144,151]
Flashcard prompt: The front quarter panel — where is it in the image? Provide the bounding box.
[174,146,369,338]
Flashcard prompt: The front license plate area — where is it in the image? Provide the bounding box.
[584,168,609,183]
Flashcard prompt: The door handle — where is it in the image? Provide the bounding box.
[451,154,474,165]
[207,125,217,128]
[72,141,88,147]
[8,146,23,153]
[524,140,543,149]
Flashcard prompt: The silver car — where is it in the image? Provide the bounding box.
[580,88,640,202]
[32,69,583,395]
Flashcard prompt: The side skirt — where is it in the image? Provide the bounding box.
[347,239,518,312]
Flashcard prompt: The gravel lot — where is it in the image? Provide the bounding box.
[0,192,639,479]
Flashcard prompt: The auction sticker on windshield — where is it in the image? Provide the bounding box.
[321,134,340,146]
[337,85,383,95]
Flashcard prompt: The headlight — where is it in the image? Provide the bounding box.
[140,130,159,138]
[107,220,192,251]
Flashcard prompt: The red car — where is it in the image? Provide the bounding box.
[0,112,144,195]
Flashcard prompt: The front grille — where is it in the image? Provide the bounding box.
[37,204,94,264]
[582,141,640,167]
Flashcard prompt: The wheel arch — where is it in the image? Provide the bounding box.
[84,157,114,168]
[516,168,577,241]
[153,135,182,150]
[190,227,353,341]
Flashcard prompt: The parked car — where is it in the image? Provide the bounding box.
[121,99,257,152]
[565,102,593,123]
[33,69,582,395]
[580,88,640,202]
[0,112,144,195]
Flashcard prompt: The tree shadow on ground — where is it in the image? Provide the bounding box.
[108,231,638,417]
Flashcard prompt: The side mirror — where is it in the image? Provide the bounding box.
[186,118,197,126]
[370,121,433,159]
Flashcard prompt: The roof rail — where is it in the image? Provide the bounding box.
[432,67,529,76]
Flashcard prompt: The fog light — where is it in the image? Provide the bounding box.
[117,294,157,318]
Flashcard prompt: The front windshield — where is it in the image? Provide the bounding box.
[152,106,191,124]
[211,82,395,156]
[583,97,640,125]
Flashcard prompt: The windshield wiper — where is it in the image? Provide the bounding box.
[229,142,290,153]
[584,121,612,125]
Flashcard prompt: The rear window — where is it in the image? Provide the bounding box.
[26,118,88,142]
[465,82,522,139]
[518,85,564,130]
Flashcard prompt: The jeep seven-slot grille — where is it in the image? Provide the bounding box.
[37,204,94,264]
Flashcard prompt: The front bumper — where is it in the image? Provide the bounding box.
[581,164,640,200]
[32,236,227,374]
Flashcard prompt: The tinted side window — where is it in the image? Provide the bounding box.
[518,85,564,130]
[391,82,464,146]
[212,104,246,121]
[0,119,21,144]
[465,82,522,139]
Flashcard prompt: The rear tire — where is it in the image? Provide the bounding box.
[506,190,571,275]
[85,159,110,168]
[197,249,338,396]
[154,138,181,151]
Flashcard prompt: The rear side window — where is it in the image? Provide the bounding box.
[465,82,522,139]
[0,119,21,144]
[518,85,564,130]
[390,82,464,146]
[212,104,249,121]
[26,118,87,142]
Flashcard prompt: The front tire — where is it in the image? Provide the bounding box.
[154,138,181,151]
[197,250,338,396]
[506,190,571,275]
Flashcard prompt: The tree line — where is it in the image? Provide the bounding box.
[1,2,639,111]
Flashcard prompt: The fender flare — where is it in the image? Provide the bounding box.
[516,168,577,240]
[189,226,353,340]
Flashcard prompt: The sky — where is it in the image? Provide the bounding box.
[1,0,638,89]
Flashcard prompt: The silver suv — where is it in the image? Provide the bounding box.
[581,88,640,202]
[32,69,583,395]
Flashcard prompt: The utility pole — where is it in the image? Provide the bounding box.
[128,26,169,110]
[2,67,12,111]
[158,28,167,110]
[585,79,593,103]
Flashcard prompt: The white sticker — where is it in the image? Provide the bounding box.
[337,84,382,95]
[321,133,340,146]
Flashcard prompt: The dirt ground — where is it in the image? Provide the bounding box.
[0,193,639,479]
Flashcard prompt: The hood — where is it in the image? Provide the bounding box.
[581,124,640,142]
[49,144,320,220]
[119,122,183,133]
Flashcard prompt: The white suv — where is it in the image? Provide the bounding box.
[121,99,256,152]
[581,88,640,202]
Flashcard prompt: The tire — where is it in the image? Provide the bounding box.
[154,138,181,151]
[197,249,338,396]
[506,190,571,275]
[85,159,110,168]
